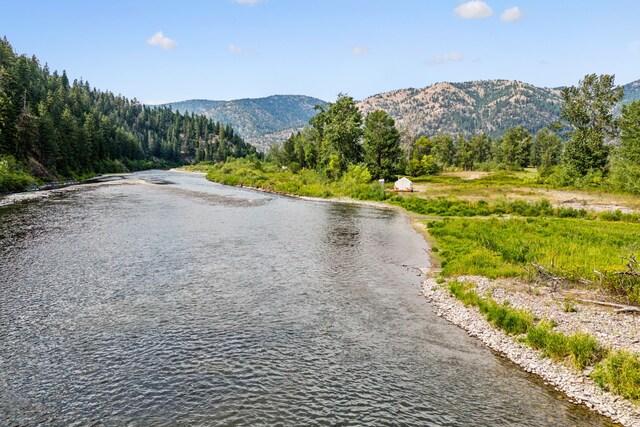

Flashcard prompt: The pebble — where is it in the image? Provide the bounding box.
[422,276,640,427]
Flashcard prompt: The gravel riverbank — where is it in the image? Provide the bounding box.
[422,276,640,426]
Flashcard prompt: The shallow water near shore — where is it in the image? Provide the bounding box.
[0,170,613,425]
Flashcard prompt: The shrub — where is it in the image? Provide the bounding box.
[0,155,37,193]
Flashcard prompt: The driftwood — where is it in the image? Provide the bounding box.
[573,298,640,314]
[530,262,563,292]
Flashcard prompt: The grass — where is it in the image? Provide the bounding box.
[447,281,640,401]
[592,351,640,401]
[428,217,640,304]
[190,159,387,200]
[524,322,605,369]
[447,281,604,370]
[448,280,532,335]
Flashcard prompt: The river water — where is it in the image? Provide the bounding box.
[0,170,611,426]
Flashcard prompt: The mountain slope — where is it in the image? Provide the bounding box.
[163,95,327,149]
[622,79,640,104]
[357,80,564,139]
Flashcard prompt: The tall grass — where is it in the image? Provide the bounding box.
[592,351,640,401]
[428,218,640,303]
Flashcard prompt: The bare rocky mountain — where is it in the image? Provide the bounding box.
[356,80,564,139]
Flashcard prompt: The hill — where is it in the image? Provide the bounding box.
[622,79,640,104]
[356,80,564,139]
[0,37,255,191]
[356,78,640,140]
[163,95,327,150]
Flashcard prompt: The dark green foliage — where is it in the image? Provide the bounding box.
[500,126,532,168]
[0,154,36,192]
[0,37,256,186]
[363,110,402,180]
[431,134,456,167]
[609,101,640,194]
[311,93,363,176]
[531,127,562,173]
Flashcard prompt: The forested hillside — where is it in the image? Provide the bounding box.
[0,37,255,190]
[163,95,327,150]
[357,80,564,139]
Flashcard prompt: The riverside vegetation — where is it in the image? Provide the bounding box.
[447,280,640,402]
[191,73,640,410]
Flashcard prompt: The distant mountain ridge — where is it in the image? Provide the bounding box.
[163,79,640,149]
[622,80,640,104]
[356,79,639,140]
[356,80,564,139]
[162,95,327,150]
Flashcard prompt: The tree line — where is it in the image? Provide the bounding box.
[0,37,256,186]
[270,74,640,194]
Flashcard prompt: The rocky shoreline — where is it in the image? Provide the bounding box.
[422,276,640,427]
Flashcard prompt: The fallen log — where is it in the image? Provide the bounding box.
[573,298,640,314]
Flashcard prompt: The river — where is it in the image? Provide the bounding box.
[0,170,612,426]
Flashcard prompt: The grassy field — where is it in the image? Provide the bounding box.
[411,169,640,211]
[429,218,640,304]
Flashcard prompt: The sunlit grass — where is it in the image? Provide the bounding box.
[429,218,640,303]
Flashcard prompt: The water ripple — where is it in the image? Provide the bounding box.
[0,171,612,426]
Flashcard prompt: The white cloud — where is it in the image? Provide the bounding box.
[228,43,253,56]
[350,46,368,57]
[454,1,493,19]
[428,53,463,65]
[501,6,523,22]
[147,31,177,50]
[232,0,263,5]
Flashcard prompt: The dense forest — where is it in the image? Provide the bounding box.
[0,37,256,192]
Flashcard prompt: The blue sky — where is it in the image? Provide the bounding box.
[1,0,638,103]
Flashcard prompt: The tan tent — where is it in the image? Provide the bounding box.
[394,177,413,192]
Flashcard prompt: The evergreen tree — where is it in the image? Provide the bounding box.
[501,126,532,168]
[362,110,402,179]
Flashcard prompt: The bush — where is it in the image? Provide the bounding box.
[0,155,37,193]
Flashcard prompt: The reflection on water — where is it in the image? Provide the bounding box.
[0,170,612,426]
